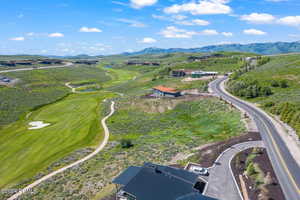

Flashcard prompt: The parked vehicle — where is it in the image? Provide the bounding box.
[189,166,209,176]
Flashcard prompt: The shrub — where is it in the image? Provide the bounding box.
[120,139,134,149]
[270,80,279,87]
[279,80,288,88]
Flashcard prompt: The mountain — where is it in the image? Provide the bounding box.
[123,41,300,56]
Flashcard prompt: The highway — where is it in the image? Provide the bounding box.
[210,77,300,200]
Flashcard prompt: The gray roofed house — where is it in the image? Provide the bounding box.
[112,162,217,200]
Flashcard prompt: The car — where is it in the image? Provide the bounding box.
[189,166,209,176]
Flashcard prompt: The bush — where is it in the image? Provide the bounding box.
[279,80,288,88]
[264,101,275,108]
[270,80,279,87]
[120,139,134,149]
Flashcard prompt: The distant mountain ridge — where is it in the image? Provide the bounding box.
[123,41,300,56]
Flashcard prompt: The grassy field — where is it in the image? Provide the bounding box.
[0,65,110,125]
[0,65,138,190]
[0,92,114,188]
[0,52,250,199]
[228,54,300,136]
[16,97,245,200]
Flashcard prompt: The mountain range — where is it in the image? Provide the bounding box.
[123,41,300,56]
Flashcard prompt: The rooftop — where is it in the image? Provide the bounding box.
[113,162,217,200]
[153,85,179,93]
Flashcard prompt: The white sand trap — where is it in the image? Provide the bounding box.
[28,121,50,130]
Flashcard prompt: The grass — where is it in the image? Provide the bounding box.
[0,53,250,199]
[0,91,115,188]
[228,54,300,135]
[17,97,245,200]
[0,65,110,125]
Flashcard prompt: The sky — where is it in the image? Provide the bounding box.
[1,0,300,55]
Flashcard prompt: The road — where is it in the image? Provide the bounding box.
[205,141,265,200]
[0,62,73,74]
[7,101,115,200]
[209,77,300,200]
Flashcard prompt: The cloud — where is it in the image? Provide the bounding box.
[176,19,210,26]
[160,26,197,38]
[117,18,146,27]
[48,33,64,37]
[79,26,102,32]
[140,37,157,43]
[130,0,157,9]
[222,32,233,37]
[243,29,266,35]
[277,16,300,26]
[265,0,287,2]
[164,0,232,15]
[172,15,188,20]
[240,13,275,24]
[10,37,25,41]
[200,29,219,35]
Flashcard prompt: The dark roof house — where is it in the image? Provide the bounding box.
[113,163,217,200]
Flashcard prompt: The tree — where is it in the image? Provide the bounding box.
[121,139,134,149]
[270,80,279,87]
[280,80,288,88]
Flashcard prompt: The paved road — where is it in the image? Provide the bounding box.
[7,101,115,200]
[210,77,300,200]
[205,141,265,200]
[0,62,73,74]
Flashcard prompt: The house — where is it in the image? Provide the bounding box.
[74,60,98,65]
[125,61,160,66]
[113,163,217,200]
[191,71,218,78]
[172,69,186,77]
[153,86,181,97]
[39,59,63,65]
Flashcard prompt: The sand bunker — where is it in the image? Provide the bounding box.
[28,121,50,130]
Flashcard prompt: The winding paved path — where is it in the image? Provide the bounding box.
[7,101,115,200]
[204,141,265,200]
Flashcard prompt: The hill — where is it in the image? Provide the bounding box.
[123,41,300,56]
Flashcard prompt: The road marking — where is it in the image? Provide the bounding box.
[260,119,300,193]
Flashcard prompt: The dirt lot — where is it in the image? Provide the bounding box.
[192,131,261,168]
[231,148,285,200]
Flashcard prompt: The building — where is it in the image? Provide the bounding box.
[126,61,160,66]
[172,70,186,77]
[113,163,216,200]
[153,86,181,97]
[191,71,218,78]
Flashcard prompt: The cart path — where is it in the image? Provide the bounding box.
[7,101,115,200]
[204,141,265,200]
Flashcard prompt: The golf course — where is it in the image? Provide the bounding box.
[0,65,137,189]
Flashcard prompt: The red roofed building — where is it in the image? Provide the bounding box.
[153,86,181,97]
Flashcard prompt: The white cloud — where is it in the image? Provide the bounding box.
[130,0,157,9]
[140,37,157,43]
[266,0,287,2]
[164,0,232,15]
[240,13,275,24]
[277,16,300,26]
[160,26,197,38]
[176,19,210,26]
[117,18,146,27]
[200,29,219,35]
[79,26,102,32]
[222,32,233,37]
[48,33,64,37]
[172,15,188,20]
[10,37,25,41]
[243,29,267,35]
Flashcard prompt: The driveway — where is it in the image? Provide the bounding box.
[204,141,265,200]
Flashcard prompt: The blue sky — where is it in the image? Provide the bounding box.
[1,0,300,55]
